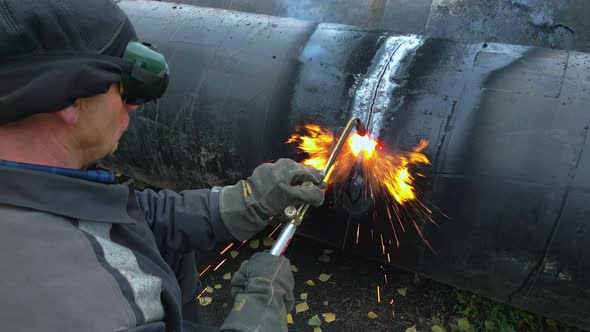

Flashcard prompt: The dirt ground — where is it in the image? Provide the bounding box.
[195,233,585,332]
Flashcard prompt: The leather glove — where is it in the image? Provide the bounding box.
[219,158,325,241]
[220,253,294,332]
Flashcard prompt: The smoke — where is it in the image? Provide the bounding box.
[275,0,325,22]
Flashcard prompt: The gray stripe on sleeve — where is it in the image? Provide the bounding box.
[78,221,165,324]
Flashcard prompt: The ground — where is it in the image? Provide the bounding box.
[195,234,584,332]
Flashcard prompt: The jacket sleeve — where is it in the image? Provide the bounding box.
[135,187,235,257]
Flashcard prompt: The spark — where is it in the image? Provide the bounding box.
[213,258,227,272]
[387,252,391,263]
[220,243,234,256]
[356,224,360,244]
[268,223,283,238]
[384,274,388,285]
[199,264,212,277]
[195,287,208,300]
[377,285,381,303]
[380,233,386,255]
[235,239,248,251]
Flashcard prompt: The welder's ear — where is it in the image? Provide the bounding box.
[55,105,79,125]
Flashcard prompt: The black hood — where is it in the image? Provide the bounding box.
[0,0,138,124]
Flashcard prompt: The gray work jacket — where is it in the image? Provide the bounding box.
[0,165,234,332]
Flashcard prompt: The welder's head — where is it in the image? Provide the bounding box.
[0,0,169,125]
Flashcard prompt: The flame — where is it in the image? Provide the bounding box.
[287,124,435,250]
[286,124,334,170]
[349,133,378,159]
[287,124,430,205]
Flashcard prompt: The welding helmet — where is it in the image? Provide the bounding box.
[0,0,169,125]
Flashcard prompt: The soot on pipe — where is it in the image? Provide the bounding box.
[104,1,590,329]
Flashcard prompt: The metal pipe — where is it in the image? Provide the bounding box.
[106,2,590,329]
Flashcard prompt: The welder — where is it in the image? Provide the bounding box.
[0,1,325,331]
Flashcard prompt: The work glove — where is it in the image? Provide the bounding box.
[220,252,294,332]
[219,158,325,241]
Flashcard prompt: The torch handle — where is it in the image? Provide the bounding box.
[270,117,364,256]
[270,223,298,256]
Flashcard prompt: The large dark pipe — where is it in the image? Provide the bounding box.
[105,1,590,329]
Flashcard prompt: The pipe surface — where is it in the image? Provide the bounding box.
[105,1,590,329]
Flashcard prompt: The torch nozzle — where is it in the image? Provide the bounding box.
[354,119,368,136]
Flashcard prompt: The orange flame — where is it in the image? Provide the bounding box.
[287,124,430,205]
[287,124,434,250]
[286,124,334,171]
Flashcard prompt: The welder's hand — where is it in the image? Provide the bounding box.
[220,253,294,332]
[220,158,326,241]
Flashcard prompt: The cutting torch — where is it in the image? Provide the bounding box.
[270,117,368,256]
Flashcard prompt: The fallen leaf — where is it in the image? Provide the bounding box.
[308,314,322,327]
[432,325,445,332]
[300,293,308,300]
[205,286,213,293]
[287,314,294,324]
[322,313,336,323]
[263,237,275,247]
[367,311,378,319]
[295,302,309,313]
[314,328,322,332]
[198,297,212,306]
[222,272,232,280]
[405,326,417,332]
[291,265,299,272]
[457,318,471,332]
[306,280,316,286]
[323,249,335,255]
[214,284,222,289]
[318,274,332,282]
[546,319,558,332]
[249,239,260,249]
[230,251,239,259]
[397,288,407,297]
[318,254,331,263]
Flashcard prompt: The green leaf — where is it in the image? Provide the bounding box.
[263,237,275,247]
[431,325,445,332]
[457,318,471,332]
[546,319,558,331]
[397,288,407,296]
[308,314,322,327]
[249,239,260,249]
[484,320,495,331]
[405,326,417,332]
[295,302,309,313]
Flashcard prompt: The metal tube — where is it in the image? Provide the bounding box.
[107,2,590,329]
[269,223,297,256]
